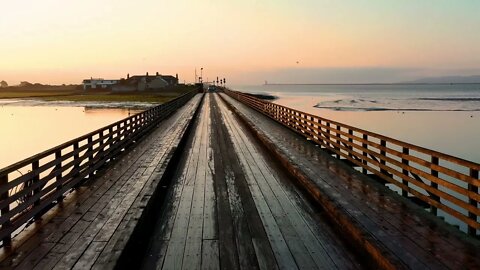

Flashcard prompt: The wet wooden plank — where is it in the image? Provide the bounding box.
[182,97,210,270]
[217,96,298,269]
[220,92,480,269]
[236,131,341,269]
[209,96,242,270]
[201,240,220,270]
[203,99,217,241]
[211,94,274,270]
[161,184,194,269]
[72,241,106,270]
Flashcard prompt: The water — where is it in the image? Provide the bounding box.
[235,84,480,232]
[234,84,480,163]
[0,100,149,169]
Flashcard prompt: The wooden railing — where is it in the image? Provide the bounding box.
[0,91,197,246]
[224,89,480,236]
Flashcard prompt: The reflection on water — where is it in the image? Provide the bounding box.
[0,104,143,168]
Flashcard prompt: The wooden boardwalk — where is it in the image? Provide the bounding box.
[138,93,362,269]
[220,92,480,269]
[1,91,480,269]
[0,95,202,269]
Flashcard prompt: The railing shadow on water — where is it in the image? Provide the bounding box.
[0,91,197,247]
[224,89,480,237]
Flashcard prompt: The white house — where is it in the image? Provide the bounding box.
[82,78,119,90]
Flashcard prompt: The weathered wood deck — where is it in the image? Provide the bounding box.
[1,91,480,269]
[219,92,480,269]
[137,93,362,269]
[0,94,202,269]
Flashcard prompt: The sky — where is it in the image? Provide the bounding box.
[1,0,480,85]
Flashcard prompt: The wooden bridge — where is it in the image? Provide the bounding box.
[0,89,479,269]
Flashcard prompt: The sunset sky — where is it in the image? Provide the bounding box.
[1,0,479,85]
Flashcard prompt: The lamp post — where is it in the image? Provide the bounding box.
[200,68,203,83]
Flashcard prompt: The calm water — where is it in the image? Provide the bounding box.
[235,84,480,232]
[0,100,147,168]
[235,84,480,163]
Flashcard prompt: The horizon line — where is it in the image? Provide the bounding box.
[262,82,480,86]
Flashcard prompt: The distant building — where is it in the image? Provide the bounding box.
[112,72,178,92]
[83,78,119,90]
[160,74,179,86]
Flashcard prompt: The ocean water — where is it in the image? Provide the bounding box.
[234,84,480,163]
[0,100,147,169]
[235,84,480,232]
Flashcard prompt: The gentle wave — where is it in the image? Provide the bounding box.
[314,97,480,112]
[414,98,480,101]
[313,105,480,112]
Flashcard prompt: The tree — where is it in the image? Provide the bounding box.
[19,81,33,87]
[0,80,7,88]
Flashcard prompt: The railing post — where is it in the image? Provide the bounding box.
[348,129,353,158]
[431,157,440,215]
[335,125,341,158]
[108,127,114,155]
[0,174,11,246]
[87,136,93,179]
[401,147,409,198]
[468,169,479,236]
[73,142,80,188]
[32,160,41,220]
[326,122,331,150]
[286,108,290,127]
[362,134,368,174]
[380,140,388,175]
[55,150,63,202]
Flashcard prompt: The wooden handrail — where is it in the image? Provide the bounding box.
[0,91,197,246]
[224,89,480,236]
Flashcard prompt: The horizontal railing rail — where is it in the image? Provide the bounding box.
[224,89,480,236]
[0,90,197,246]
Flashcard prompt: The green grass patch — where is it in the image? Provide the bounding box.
[0,85,197,103]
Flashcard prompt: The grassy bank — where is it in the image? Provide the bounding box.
[0,85,197,103]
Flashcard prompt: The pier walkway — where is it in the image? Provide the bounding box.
[0,91,479,269]
[137,94,362,269]
[0,94,202,269]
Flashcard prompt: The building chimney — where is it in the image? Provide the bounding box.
[146,72,149,76]
[127,73,130,79]
[156,72,159,76]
